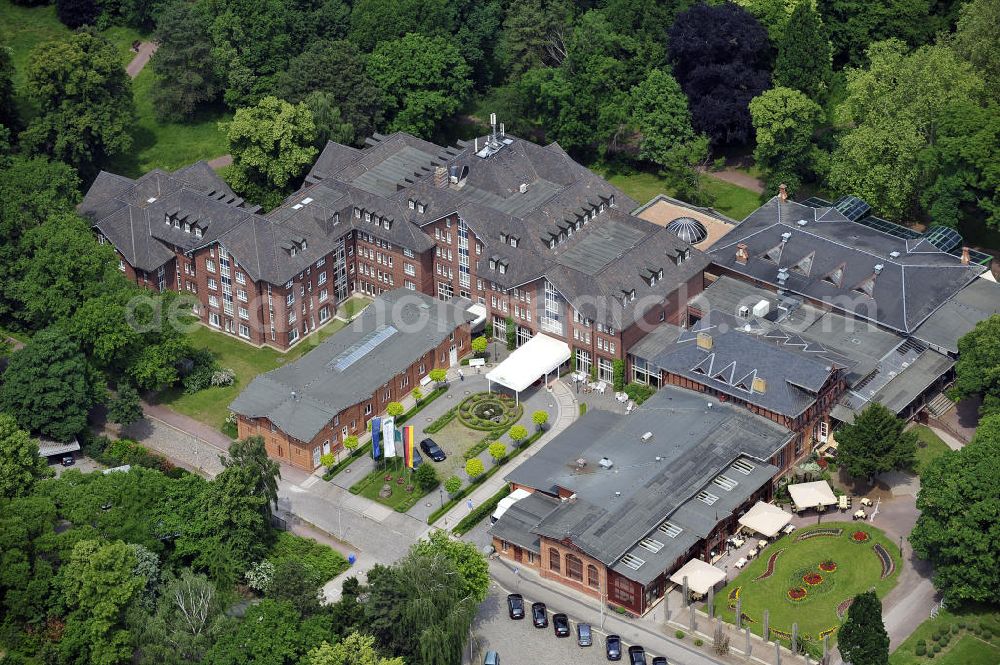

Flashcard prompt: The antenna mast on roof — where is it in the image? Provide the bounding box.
[490,113,497,143]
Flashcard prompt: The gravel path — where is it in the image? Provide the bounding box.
[126,42,158,79]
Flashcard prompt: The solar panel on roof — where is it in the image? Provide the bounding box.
[329,326,398,372]
[832,195,872,222]
[923,226,963,253]
[853,215,922,240]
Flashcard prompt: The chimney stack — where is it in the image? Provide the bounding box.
[778,183,788,202]
[736,243,749,265]
[434,166,447,188]
[751,377,767,393]
[696,332,713,350]
[961,246,970,265]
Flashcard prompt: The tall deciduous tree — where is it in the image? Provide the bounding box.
[496,0,573,77]
[625,68,707,199]
[668,3,772,145]
[835,402,917,480]
[838,590,889,665]
[304,633,403,665]
[109,383,143,428]
[56,0,99,28]
[0,414,51,499]
[349,0,457,52]
[131,568,220,664]
[225,96,317,209]
[0,46,16,133]
[774,1,832,100]
[22,32,134,174]
[412,530,490,603]
[150,1,221,122]
[733,0,796,44]
[367,34,472,140]
[816,0,936,66]
[828,40,988,222]
[951,0,1000,101]
[910,415,1000,603]
[0,327,104,442]
[749,86,824,195]
[951,315,1000,416]
[61,540,145,665]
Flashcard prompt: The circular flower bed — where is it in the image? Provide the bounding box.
[851,530,871,543]
[457,393,523,430]
[819,560,837,572]
[803,572,823,586]
[788,587,807,601]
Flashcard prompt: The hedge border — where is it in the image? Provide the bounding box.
[453,485,511,536]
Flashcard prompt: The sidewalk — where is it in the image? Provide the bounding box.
[125,41,158,78]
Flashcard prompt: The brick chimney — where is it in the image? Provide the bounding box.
[736,243,749,265]
[778,183,788,202]
[961,246,970,265]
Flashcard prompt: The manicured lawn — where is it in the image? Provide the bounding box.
[154,319,347,430]
[353,466,429,511]
[101,68,232,177]
[336,294,372,320]
[912,425,951,476]
[713,522,902,651]
[598,168,762,221]
[890,604,1000,665]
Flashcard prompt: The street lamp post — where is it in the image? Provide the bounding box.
[899,534,903,556]
[439,487,444,507]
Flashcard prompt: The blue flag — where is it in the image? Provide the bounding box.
[370,416,382,459]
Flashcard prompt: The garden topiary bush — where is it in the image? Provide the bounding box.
[915,643,926,656]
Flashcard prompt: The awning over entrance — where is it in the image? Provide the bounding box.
[738,501,793,538]
[669,558,726,595]
[486,333,570,397]
[787,480,838,511]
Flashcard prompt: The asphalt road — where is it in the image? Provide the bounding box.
[468,584,677,665]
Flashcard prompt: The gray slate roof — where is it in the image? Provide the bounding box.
[913,278,1000,354]
[229,290,474,442]
[710,198,986,334]
[488,492,561,554]
[504,386,790,570]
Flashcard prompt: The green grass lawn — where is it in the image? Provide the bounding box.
[336,294,372,320]
[353,466,429,511]
[101,68,232,177]
[598,168,762,221]
[890,604,1000,665]
[154,318,347,430]
[912,425,952,476]
[713,522,902,650]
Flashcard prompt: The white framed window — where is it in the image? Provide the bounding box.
[209,312,220,327]
[319,288,328,302]
[238,323,250,338]
[118,259,126,272]
[239,306,249,320]
[235,271,245,284]
[206,259,216,273]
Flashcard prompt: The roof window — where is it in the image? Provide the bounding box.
[620,553,645,570]
[658,521,683,537]
[697,490,719,505]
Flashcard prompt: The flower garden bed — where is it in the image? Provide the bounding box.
[851,530,871,543]
[788,587,807,601]
[456,392,522,430]
[873,543,895,579]
[797,528,843,541]
[803,572,824,586]
[754,549,784,581]
[819,560,837,572]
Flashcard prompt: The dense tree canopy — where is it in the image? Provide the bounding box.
[367,33,472,140]
[0,327,104,442]
[951,0,1000,101]
[667,2,772,145]
[774,1,833,100]
[21,32,134,175]
[0,46,16,134]
[749,86,824,195]
[838,590,890,665]
[910,416,1000,604]
[0,414,50,499]
[817,0,939,66]
[951,315,1000,417]
[835,402,917,479]
[150,1,221,122]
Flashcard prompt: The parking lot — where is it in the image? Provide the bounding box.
[467,584,669,665]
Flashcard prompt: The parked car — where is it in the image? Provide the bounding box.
[61,456,75,467]
[506,594,524,620]
[483,651,500,665]
[628,645,647,665]
[651,657,668,665]
[552,613,570,637]
[412,448,424,468]
[577,623,593,647]
[419,438,446,461]
[531,602,548,628]
[606,635,622,660]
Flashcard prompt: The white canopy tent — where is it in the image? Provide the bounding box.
[669,558,727,595]
[485,333,571,404]
[738,501,793,538]
[787,480,838,512]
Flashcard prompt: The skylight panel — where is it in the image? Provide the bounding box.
[620,553,645,570]
[733,459,756,475]
[697,490,719,505]
[329,326,398,372]
[639,538,664,554]
[712,475,738,491]
[658,521,683,538]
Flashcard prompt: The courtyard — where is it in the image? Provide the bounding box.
[713,522,902,651]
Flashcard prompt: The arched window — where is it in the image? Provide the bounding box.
[565,554,583,582]
[549,548,560,573]
[588,565,599,589]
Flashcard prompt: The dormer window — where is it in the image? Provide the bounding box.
[184,223,191,233]
[408,199,415,209]
[364,212,371,222]
[290,246,297,257]
[194,227,203,239]
[417,203,425,214]
[500,233,508,244]
[549,239,556,249]
[489,259,496,270]
[173,218,180,228]
[630,289,636,301]
[301,239,307,250]
[610,195,615,207]
[498,263,506,275]
[657,269,663,280]
[510,237,518,248]
[383,219,390,230]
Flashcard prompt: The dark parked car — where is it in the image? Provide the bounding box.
[61,456,75,467]
[506,594,524,620]
[606,635,622,661]
[552,613,570,637]
[577,623,593,647]
[419,438,446,461]
[531,602,548,628]
[628,645,647,665]
[411,448,424,468]
[651,657,668,665]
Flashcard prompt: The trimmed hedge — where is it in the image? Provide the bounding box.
[266,532,349,583]
[425,407,458,434]
[463,429,505,461]
[427,428,544,524]
[453,485,511,536]
[624,382,655,405]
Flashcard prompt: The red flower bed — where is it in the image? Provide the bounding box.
[851,530,870,543]
[803,572,823,586]
[819,561,838,572]
[788,587,807,601]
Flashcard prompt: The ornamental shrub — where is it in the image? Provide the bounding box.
[915,644,926,656]
[675,630,685,639]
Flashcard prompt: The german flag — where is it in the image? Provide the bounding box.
[403,426,415,469]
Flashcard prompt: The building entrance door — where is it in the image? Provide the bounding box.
[449,345,458,366]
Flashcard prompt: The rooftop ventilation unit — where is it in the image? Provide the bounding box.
[599,457,614,469]
[738,305,750,319]
[777,268,789,284]
[780,231,792,243]
[519,183,528,194]
[752,299,770,317]
[640,431,653,443]
[874,263,885,274]
[797,219,809,226]
[889,251,900,258]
